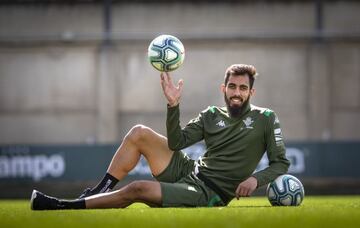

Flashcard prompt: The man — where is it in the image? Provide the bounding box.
[31,64,290,210]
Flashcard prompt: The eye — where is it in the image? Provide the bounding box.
[240,85,248,91]
[228,84,236,89]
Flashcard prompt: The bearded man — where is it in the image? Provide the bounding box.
[31,64,290,210]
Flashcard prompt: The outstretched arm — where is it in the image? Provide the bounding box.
[162,72,204,150]
[160,72,184,107]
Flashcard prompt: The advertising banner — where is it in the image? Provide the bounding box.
[1,142,360,184]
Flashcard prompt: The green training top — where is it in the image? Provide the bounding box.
[166,101,290,203]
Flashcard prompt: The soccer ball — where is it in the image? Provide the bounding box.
[266,174,305,206]
[148,34,185,72]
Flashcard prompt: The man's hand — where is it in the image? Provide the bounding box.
[160,72,183,107]
[235,176,258,199]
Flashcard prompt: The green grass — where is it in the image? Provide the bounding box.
[1,196,359,228]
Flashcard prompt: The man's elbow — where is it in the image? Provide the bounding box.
[168,141,181,151]
[283,159,291,173]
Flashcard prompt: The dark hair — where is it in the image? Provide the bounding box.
[224,64,257,89]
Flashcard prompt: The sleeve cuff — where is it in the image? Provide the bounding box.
[167,104,179,109]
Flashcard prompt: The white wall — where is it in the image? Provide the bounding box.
[0,1,359,143]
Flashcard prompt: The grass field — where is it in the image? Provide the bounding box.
[1,196,359,228]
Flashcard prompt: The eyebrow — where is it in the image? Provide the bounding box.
[227,83,249,88]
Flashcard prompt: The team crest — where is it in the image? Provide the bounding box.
[243,117,254,129]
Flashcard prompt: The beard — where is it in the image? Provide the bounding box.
[224,94,250,118]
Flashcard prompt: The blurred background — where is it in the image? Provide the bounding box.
[0,0,359,198]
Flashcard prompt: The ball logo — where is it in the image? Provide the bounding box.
[288,179,300,192]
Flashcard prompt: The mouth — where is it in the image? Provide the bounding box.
[230,97,243,105]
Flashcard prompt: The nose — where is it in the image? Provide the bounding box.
[234,87,241,96]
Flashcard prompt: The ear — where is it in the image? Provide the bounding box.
[250,88,255,97]
[220,83,226,94]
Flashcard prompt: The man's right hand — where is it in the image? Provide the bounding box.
[160,72,184,107]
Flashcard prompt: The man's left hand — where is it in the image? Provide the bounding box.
[235,176,258,199]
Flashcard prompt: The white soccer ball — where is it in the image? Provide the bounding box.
[266,174,305,206]
[148,34,185,72]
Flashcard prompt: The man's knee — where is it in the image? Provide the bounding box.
[125,124,152,144]
[125,181,153,200]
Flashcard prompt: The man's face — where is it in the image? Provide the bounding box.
[221,75,255,117]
